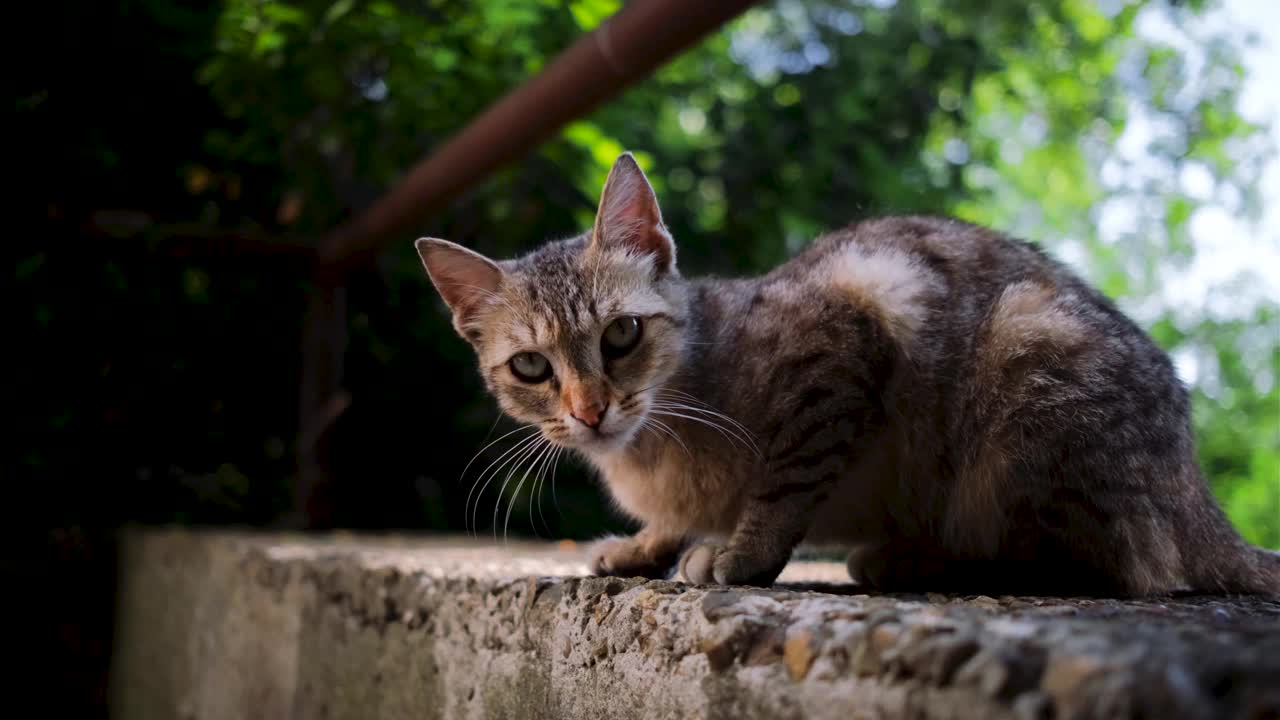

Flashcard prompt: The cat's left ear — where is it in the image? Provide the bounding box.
[590,152,676,276]
[415,237,504,339]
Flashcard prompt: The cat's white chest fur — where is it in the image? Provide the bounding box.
[590,444,743,535]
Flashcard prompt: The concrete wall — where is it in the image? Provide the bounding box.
[111,530,1280,720]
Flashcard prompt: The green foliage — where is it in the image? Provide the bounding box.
[17,0,1276,547]
[931,0,1278,548]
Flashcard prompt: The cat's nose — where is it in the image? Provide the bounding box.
[570,401,608,429]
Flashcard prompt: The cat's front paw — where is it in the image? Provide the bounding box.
[589,535,674,579]
[678,543,784,586]
[677,543,722,584]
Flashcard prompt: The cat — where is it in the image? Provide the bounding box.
[414,151,1279,597]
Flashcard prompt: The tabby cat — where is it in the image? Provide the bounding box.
[415,152,1278,597]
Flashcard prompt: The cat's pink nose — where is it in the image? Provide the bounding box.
[571,402,608,429]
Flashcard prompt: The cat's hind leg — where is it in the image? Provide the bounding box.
[846,540,943,591]
[944,280,1197,597]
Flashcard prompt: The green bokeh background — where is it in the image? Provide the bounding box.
[15,0,1277,548]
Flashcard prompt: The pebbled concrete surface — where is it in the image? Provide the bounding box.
[110,530,1280,720]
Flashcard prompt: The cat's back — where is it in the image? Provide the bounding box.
[778,214,1066,299]
[747,214,1186,470]
[699,213,1173,414]
[774,215,1147,351]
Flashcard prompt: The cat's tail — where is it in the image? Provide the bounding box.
[1187,541,1280,597]
[1184,488,1280,597]
[1209,545,1280,597]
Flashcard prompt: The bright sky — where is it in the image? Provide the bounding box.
[1111,0,1279,389]
[1150,0,1280,319]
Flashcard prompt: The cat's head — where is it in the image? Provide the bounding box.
[415,153,689,455]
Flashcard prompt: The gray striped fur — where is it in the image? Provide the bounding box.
[416,153,1279,597]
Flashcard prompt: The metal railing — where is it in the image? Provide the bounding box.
[294,0,761,527]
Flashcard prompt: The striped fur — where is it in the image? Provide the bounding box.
[416,153,1279,597]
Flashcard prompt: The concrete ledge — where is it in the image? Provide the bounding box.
[110,530,1280,720]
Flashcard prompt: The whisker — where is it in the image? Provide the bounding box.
[476,411,504,446]
[468,432,542,535]
[652,391,761,454]
[523,440,558,539]
[645,417,692,457]
[659,405,759,455]
[490,436,548,542]
[527,455,542,538]
[459,424,537,490]
[654,387,712,404]
[550,446,563,522]
[547,447,565,532]
[528,448,545,539]
[463,428,540,535]
[639,422,663,445]
[651,407,760,457]
[657,387,728,407]
[532,445,561,538]
[650,407,736,442]
[504,438,553,544]
[542,446,563,532]
[623,380,668,401]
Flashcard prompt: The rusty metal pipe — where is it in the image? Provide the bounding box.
[295,0,759,527]
[318,0,761,271]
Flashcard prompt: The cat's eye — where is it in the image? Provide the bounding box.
[602,316,643,358]
[509,352,552,383]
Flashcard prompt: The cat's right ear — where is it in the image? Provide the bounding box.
[415,238,504,339]
[590,152,676,276]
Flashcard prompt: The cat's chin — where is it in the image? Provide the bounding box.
[570,426,640,456]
